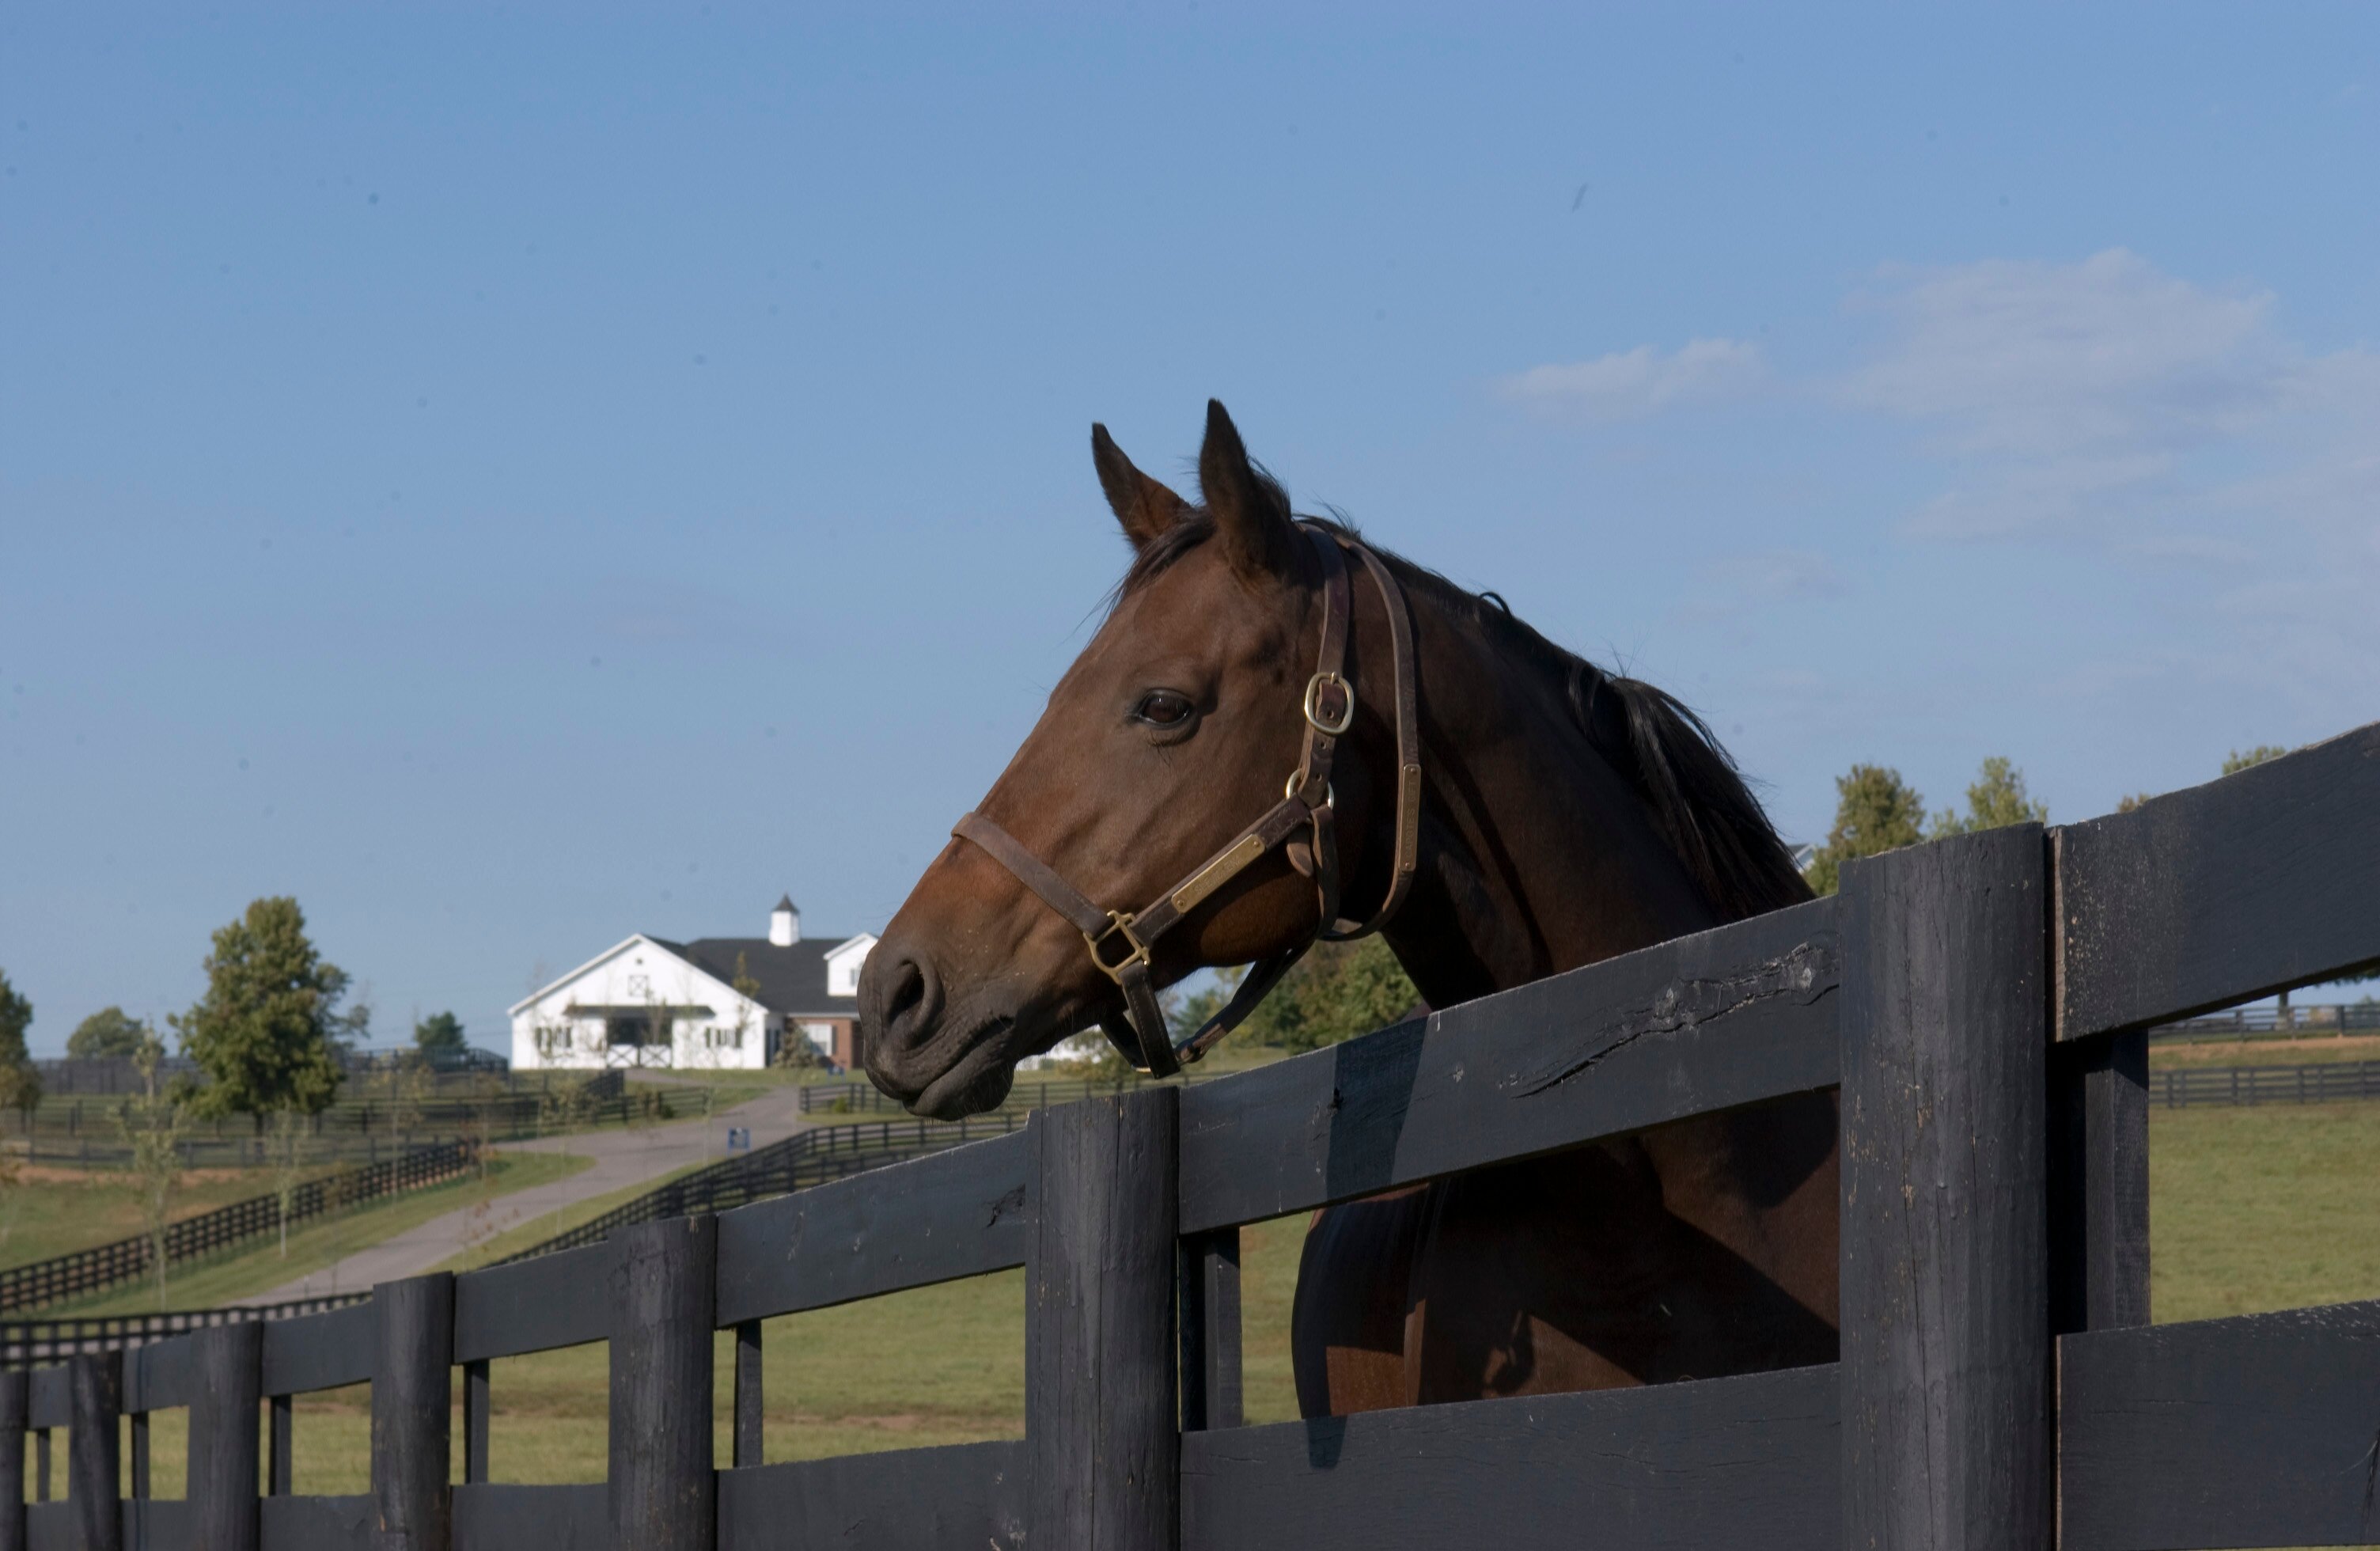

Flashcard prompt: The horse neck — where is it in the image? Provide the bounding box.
[1366,579,1724,1011]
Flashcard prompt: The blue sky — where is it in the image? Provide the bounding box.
[5,4,2376,1052]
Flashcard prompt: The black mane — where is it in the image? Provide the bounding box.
[1120,509,1812,922]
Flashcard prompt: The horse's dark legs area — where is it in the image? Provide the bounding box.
[1291,1092,1842,1417]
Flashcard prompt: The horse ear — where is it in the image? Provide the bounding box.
[1091,423,1190,551]
[1196,399,1298,582]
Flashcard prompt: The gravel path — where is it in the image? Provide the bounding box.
[236,1083,812,1305]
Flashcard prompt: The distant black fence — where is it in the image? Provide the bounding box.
[6,725,2379,1551]
[2150,1000,2380,1041]
[2156,1059,2380,1107]
[0,1292,369,1371]
[484,1111,1020,1268]
[0,1142,474,1316]
[796,1070,1225,1117]
[3,1070,634,1168]
[29,1045,509,1098]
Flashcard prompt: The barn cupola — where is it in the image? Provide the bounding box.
[770,894,801,946]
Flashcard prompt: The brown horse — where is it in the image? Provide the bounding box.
[860,401,1838,1416]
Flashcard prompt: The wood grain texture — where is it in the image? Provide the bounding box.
[0,1371,25,1551]
[452,1485,605,1551]
[1177,898,1840,1233]
[1027,1093,1179,1551]
[716,1440,1026,1551]
[452,1243,612,1363]
[607,1215,715,1551]
[713,1131,1031,1325]
[1839,825,2052,1551]
[2060,1298,2380,1550]
[1178,1228,1241,1432]
[1181,1363,1839,1551]
[370,1274,453,1551]
[2056,721,2380,1038]
[67,1352,122,1551]
[188,1322,263,1551]
[262,1303,374,1397]
[260,1493,373,1551]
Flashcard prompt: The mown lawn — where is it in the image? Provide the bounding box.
[47,1094,2380,1499]
[0,1164,350,1271]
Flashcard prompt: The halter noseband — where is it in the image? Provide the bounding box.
[951,525,1423,1077]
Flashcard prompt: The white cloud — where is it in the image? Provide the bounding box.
[1500,337,1767,419]
[1839,248,2380,540]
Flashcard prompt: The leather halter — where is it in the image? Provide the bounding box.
[952,525,1423,1077]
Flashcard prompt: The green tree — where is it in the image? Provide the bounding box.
[67,1006,150,1060]
[1180,938,1423,1055]
[2223,745,2288,776]
[171,897,351,1127]
[1929,757,2049,837]
[1801,764,1929,897]
[2115,793,2155,815]
[0,972,41,1119]
[119,1033,189,1308]
[412,1011,468,1062]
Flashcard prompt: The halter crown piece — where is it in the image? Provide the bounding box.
[952,525,1423,1077]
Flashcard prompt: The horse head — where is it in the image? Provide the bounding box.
[860,401,1405,1117]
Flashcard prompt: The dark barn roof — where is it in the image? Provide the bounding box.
[654,935,859,1017]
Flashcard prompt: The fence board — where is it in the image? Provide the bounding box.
[453,1484,608,1551]
[1181,1364,1838,1551]
[262,1304,373,1397]
[259,1494,373,1551]
[22,1504,67,1551]
[717,1440,1027,1550]
[120,1499,189,1551]
[2058,722,2380,1039]
[1178,897,1840,1233]
[714,1131,1033,1324]
[2060,1298,2380,1550]
[453,1244,612,1362]
[123,1333,195,1414]
[24,1371,66,1433]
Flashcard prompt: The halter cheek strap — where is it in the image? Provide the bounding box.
[951,525,1423,1077]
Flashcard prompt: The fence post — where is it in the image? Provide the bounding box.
[68,1350,123,1551]
[1027,1087,1179,1550]
[188,1320,263,1550]
[1179,1228,1241,1432]
[609,1215,717,1551]
[2048,1018,2149,1335]
[372,1273,454,1550]
[1840,826,2051,1551]
[0,1369,25,1551]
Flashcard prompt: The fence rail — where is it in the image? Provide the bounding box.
[3,719,2376,1551]
[2155,1058,2380,1107]
[0,1292,370,1371]
[0,1142,473,1316]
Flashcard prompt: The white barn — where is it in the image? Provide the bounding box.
[510,897,877,1071]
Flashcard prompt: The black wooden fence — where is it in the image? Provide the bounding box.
[2156,1057,2380,1107]
[0,1143,474,1317]
[5,722,2378,1550]
[0,1293,370,1371]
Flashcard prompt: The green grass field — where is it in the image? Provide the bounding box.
[0,1164,347,1269]
[32,1093,2380,1500]
[44,1151,593,1318]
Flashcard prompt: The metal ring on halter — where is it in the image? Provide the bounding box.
[1303,672,1355,735]
[1082,910,1150,982]
[1284,770,1335,806]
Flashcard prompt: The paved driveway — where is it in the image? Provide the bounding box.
[237,1083,813,1305]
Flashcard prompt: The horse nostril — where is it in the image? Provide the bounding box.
[874,954,938,1052]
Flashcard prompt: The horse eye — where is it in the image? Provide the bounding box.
[1135,691,1195,727]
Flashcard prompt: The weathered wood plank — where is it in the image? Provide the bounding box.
[2057,722,2380,1038]
[452,1484,606,1551]
[2060,1298,2380,1549]
[453,1243,612,1362]
[1181,1363,1839,1551]
[1028,1094,1178,1551]
[1178,1228,1241,1432]
[25,1370,67,1432]
[259,1493,373,1551]
[2049,1028,2151,1335]
[123,1333,196,1415]
[67,1353,122,1551]
[21,1504,69,1551]
[714,1132,1032,1324]
[188,1322,263,1551]
[716,1440,1027,1550]
[120,1499,190,1551]
[370,1274,453,1550]
[0,1370,25,1551]
[1177,897,1840,1232]
[262,1303,373,1397]
[1840,826,2052,1551]
[608,1215,714,1551]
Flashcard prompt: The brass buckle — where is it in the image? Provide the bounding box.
[1303,672,1355,735]
[1084,910,1151,982]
